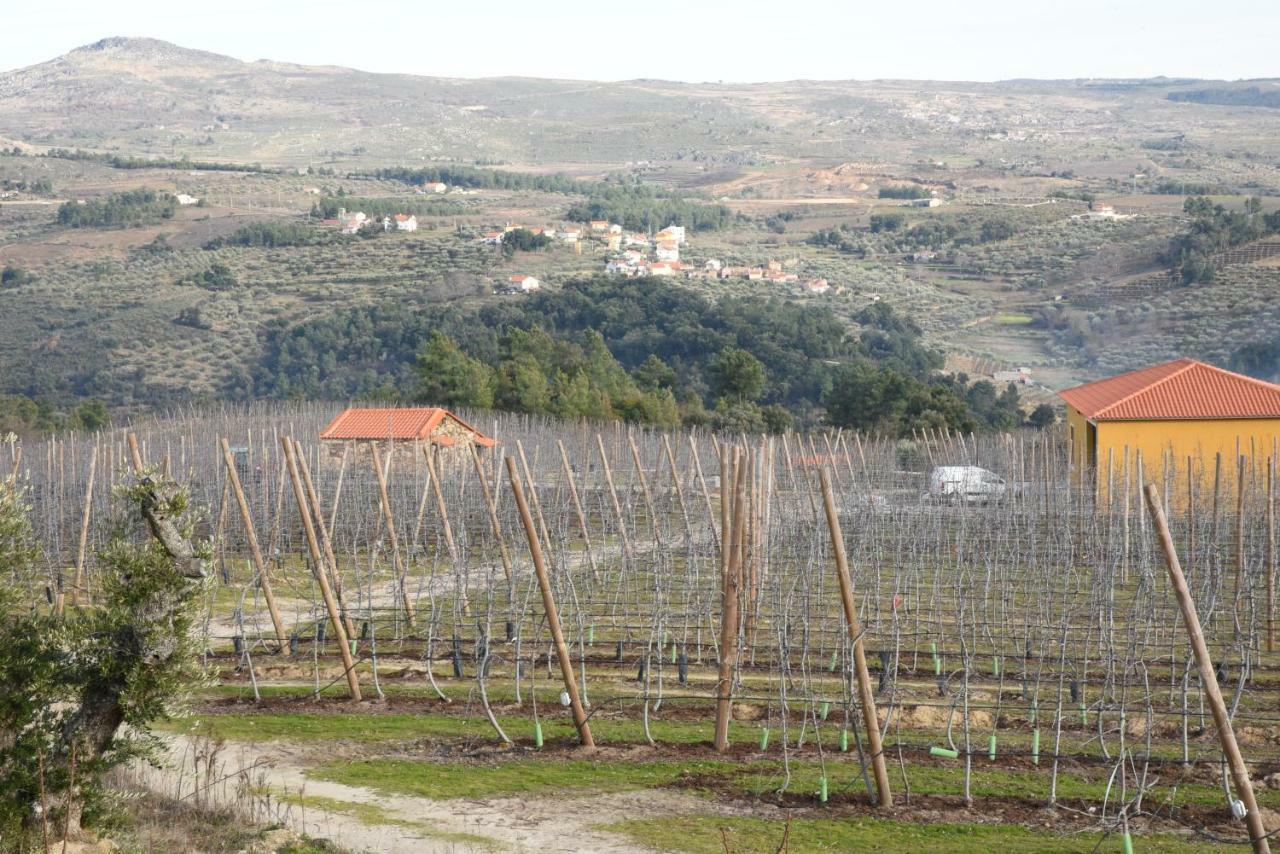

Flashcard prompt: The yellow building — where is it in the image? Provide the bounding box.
[1060,358,1280,502]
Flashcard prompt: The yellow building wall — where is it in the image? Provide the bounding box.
[1091,417,1280,504]
[1066,406,1088,482]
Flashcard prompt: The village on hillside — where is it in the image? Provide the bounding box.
[320,181,836,297]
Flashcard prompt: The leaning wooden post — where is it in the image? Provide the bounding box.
[421,446,459,562]
[220,438,289,652]
[688,435,720,555]
[295,440,357,641]
[282,437,361,702]
[506,456,594,748]
[661,435,693,541]
[126,432,144,473]
[714,448,745,753]
[327,441,351,534]
[68,444,98,609]
[470,443,513,584]
[371,444,415,624]
[627,432,662,546]
[1144,483,1269,853]
[557,440,599,578]
[819,467,892,808]
[595,433,633,562]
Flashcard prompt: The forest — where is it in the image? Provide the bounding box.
[309,195,468,220]
[205,221,332,249]
[371,164,593,194]
[1164,196,1280,283]
[55,189,177,229]
[247,276,1035,435]
[565,185,735,233]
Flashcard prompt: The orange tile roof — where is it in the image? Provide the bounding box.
[319,407,496,446]
[1059,358,1280,421]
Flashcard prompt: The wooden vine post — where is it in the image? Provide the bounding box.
[1269,455,1276,653]
[595,433,633,562]
[557,440,599,578]
[470,443,513,584]
[68,444,97,610]
[714,448,746,753]
[294,440,357,640]
[219,438,289,651]
[371,444,415,624]
[282,437,361,702]
[819,467,892,808]
[506,456,594,748]
[1145,484,1269,853]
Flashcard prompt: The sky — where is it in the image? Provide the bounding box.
[6,0,1278,82]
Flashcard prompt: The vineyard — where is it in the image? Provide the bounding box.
[5,403,1280,852]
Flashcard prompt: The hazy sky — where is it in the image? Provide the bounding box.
[7,0,1278,82]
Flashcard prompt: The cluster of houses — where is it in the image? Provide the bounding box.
[603,223,688,276]
[328,208,420,235]
[608,250,832,295]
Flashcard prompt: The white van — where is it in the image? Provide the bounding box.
[926,466,1007,503]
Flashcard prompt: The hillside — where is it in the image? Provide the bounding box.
[5,38,1280,180]
[4,38,1280,427]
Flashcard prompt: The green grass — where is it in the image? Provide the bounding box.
[276,794,498,848]
[302,749,1279,814]
[178,710,760,746]
[277,794,421,828]
[310,757,737,800]
[994,313,1035,325]
[604,815,1229,853]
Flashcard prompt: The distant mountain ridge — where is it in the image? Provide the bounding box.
[2,37,1278,168]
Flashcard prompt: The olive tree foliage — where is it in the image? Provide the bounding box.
[0,471,209,846]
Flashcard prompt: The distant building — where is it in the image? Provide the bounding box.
[421,182,448,194]
[648,261,679,277]
[320,407,496,460]
[605,233,622,251]
[590,220,610,232]
[392,214,418,232]
[560,228,582,243]
[175,193,199,206]
[608,223,623,235]
[480,231,505,245]
[802,277,829,293]
[704,258,723,272]
[655,240,680,262]
[657,224,686,245]
[509,274,541,292]
[1061,358,1280,502]
[338,208,367,234]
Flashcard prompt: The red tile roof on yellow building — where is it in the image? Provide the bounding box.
[319,407,496,446]
[1059,358,1280,421]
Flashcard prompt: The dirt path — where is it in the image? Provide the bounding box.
[138,735,745,853]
